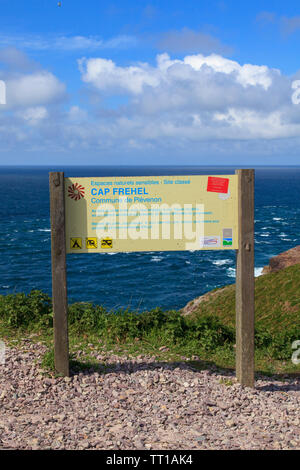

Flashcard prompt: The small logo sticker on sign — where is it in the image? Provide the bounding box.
[199,236,220,248]
[223,228,233,246]
[219,190,231,201]
[223,238,233,246]
[68,183,85,201]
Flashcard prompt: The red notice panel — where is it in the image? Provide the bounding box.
[207,176,229,194]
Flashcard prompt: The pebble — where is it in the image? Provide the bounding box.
[0,342,299,450]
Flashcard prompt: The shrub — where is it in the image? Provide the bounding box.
[0,290,52,328]
[187,315,235,351]
[1,291,299,362]
[268,327,300,360]
[41,347,55,371]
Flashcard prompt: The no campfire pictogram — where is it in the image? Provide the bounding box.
[68,183,85,201]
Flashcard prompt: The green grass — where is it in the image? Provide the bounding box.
[0,266,300,378]
[188,263,300,333]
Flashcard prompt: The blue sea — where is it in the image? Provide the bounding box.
[0,166,299,311]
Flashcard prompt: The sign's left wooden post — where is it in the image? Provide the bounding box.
[49,172,69,376]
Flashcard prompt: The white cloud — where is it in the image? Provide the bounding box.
[75,52,300,147]
[6,71,66,108]
[79,53,279,97]
[281,16,300,36]
[16,106,48,125]
[79,57,160,94]
[1,50,300,163]
[0,47,36,70]
[156,28,233,55]
[67,105,88,122]
[0,34,137,51]
[182,54,276,89]
[256,12,300,37]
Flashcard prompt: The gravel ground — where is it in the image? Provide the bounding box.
[0,341,299,450]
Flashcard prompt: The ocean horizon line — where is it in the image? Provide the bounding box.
[1,164,300,169]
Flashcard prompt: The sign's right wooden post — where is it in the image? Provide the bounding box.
[235,169,255,387]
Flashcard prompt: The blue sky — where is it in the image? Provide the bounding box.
[1,0,300,165]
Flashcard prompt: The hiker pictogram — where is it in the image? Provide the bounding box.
[101,238,113,249]
[70,237,82,249]
[86,237,98,249]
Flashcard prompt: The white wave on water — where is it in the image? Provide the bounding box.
[255,267,263,277]
[260,233,270,237]
[151,256,163,262]
[38,228,51,232]
[227,267,263,278]
[273,217,283,221]
[212,259,231,266]
[227,267,236,278]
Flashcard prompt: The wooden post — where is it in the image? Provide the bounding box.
[235,169,255,387]
[49,172,69,376]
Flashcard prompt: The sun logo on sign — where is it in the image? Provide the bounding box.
[68,183,85,201]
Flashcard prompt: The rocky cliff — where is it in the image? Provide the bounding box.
[262,245,300,274]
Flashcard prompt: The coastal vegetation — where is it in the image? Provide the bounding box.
[0,263,300,377]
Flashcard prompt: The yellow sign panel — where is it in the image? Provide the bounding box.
[65,175,238,253]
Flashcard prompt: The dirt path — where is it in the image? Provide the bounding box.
[0,342,299,450]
